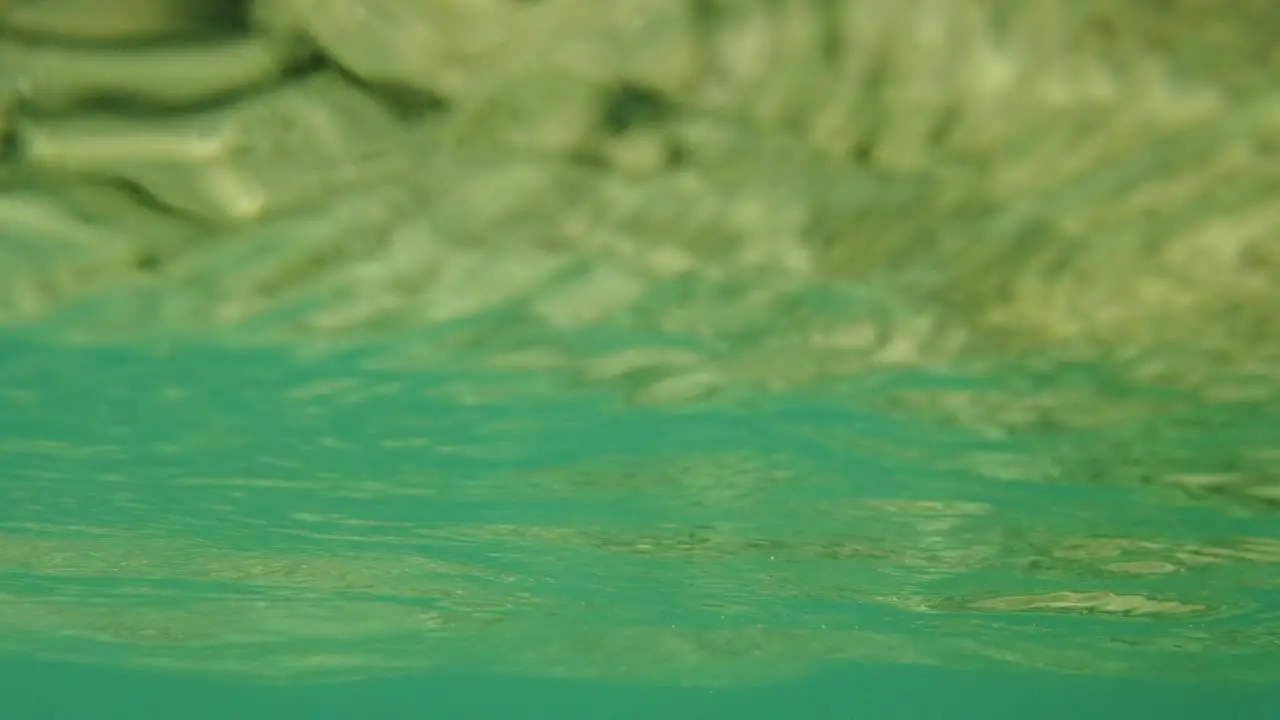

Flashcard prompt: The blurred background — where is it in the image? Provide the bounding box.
[0,0,1277,710]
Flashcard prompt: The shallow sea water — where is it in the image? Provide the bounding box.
[2,0,1280,717]
[1,334,1277,718]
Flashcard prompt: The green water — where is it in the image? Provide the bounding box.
[5,661,1276,719]
[2,0,1279,716]
[1,334,1277,717]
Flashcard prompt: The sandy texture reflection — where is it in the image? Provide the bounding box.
[1,0,1278,687]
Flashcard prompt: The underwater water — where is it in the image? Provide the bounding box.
[1,334,1277,718]
[5,659,1279,720]
[2,0,1280,717]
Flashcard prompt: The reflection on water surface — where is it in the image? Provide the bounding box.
[0,0,1277,686]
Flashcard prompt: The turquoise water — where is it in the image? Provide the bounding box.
[5,661,1276,719]
[2,333,1278,717]
[2,0,1278,716]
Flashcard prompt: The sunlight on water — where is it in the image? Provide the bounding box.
[0,0,1277,696]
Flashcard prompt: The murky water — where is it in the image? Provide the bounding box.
[0,0,1278,714]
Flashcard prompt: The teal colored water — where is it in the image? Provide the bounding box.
[4,661,1276,719]
[1,0,1278,715]
[1,334,1278,718]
